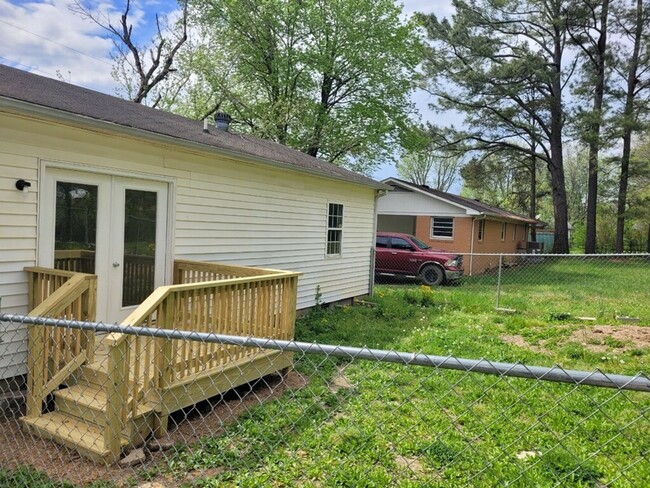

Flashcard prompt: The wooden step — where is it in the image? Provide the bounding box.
[76,362,140,390]
[55,383,155,442]
[75,363,110,388]
[22,412,128,464]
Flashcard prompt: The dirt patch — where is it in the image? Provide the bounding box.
[328,366,354,393]
[500,325,650,354]
[394,454,424,474]
[0,371,308,487]
[568,325,650,352]
[499,334,548,354]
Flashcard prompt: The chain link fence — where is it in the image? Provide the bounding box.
[1,303,648,487]
[375,253,650,324]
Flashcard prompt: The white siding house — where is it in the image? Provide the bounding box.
[0,65,385,380]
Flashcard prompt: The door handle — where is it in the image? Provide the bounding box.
[113,262,120,268]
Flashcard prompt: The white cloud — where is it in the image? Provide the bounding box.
[402,0,454,17]
[0,0,157,93]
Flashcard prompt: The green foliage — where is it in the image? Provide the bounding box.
[170,0,421,174]
[151,274,648,486]
[6,261,648,487]
[397,125,463,190]
[0,466,75,488]
[540,450,602,486]
[417,0,573,251]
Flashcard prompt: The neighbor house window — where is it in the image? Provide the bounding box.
[512,224,517,241]
[501,222,506,241]
[477,220,485,241]
[327,203,343,255]
[431,217,454,239]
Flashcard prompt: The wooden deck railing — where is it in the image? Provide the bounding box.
[101,260,300,456]
[24,267,97,418]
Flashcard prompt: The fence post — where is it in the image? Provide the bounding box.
[496,254,503,310]
[153,293,175,437]
[104,334,128,463]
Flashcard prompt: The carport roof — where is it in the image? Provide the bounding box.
[383,178,539,224]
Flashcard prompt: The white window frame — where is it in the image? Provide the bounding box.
[431,216,454,240]
[512,224,517,241]
[477,220,485,242]
[501,222,506,241]
[326,202,344,256]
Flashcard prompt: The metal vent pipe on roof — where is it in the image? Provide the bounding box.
[214,112,232,131]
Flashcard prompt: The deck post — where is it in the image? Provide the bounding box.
[82,275,97,363]
[25,271,43,418]
[282,275,298,340]
[104,335,129,463]
[25,324,46,419]
[153,293,175,437]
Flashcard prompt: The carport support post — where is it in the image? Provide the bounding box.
[496,254,503,309]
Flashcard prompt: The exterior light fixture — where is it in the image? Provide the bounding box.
[15,179,31,193]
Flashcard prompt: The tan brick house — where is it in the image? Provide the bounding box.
[377,178,539,274]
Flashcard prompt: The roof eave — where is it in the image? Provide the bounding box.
[382,177,480,214]
[0,95,389,191]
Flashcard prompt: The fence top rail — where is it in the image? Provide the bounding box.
[3,313,648,393]
[462,253,650,258]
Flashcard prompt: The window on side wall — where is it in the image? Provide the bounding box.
[501,222,506,241]
[431,217,454,239]
[477,220,485,241]
[327,203,343,255]
[512,224,517,241]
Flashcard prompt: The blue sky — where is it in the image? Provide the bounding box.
[0,0,457,181]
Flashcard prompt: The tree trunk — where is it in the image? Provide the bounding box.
[307,72,333,158]
[529,149,537,242]
[585,0,609,254]
[549,12,569,254]
[616,0,643,253]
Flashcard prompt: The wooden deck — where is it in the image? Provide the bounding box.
[21,261,300,464]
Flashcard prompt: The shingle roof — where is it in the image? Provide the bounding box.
[0,64,385,189]
[384,178,538,224]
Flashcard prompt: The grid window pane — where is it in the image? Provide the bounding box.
[431,217,454,238]
[327,204,343,255]
[54,181,98,274]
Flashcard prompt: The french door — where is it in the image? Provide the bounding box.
[39,168,169,324]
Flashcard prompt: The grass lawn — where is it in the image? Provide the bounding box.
[3,259,649,486]
[156,259,649,487]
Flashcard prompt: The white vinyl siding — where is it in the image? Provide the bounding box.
[0,151,38,379]
[173,165,374,309]
[0,112,377,380]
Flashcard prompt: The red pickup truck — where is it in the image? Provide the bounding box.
[375,232,463,286]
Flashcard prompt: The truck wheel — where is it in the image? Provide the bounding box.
[420,265,444,286]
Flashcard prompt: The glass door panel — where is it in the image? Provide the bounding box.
[122,189,157,307]
[54,181,98,274]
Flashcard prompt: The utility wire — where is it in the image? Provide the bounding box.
[0,18,113,67]
[0,55,61,79]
